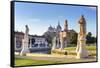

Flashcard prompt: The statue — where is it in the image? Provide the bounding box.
[76,15,89,59]
[56,37,60,48]
[51,20,69,55]
[59,32,64,50]
[52,37,57,50]
[20,25,30,56]
[52,20,69,51]
[25,25,29,36]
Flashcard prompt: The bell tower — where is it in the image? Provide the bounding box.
[64,19,68,32]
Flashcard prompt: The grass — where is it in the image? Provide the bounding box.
[58,58,96,63]
[64,46,96,56]
[15,57,96,67]
[64,45,96,51]
[15,58,58,66]
[51,50,68,55]
[15,45,97,66]
[86,46,96,50]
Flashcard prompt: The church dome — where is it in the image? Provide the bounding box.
[48,25,53,30]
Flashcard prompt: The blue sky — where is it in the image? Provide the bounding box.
[15,2,97,36]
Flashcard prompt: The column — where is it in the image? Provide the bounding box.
[45,41,48,48]
[56,38,60,48]
[15,37,16,49]
[52,37,56,50]
[59,34,64,50]
[29,38,32,48]
[59,32,64,50]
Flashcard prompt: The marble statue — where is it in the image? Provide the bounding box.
[76,15,89,59]
[59,32,64,50]
[52,37,57,50]
[20,25,30,56]
[52,20,68,51]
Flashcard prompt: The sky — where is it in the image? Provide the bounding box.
[15,2,97,36]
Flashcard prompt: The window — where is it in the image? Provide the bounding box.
[33,44,38,47]
[40,43,45,47]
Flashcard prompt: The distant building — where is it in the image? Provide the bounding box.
[59,20,70,48]
[48,25,56,32]
[15,20,77,52]
[44,20,77,48]
[48,22,62,33]
[15,32,50,53]
[29,35,49,48]
[15,31,24,49]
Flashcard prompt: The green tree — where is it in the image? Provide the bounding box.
[43,31,56,44]
[86,32,96,44]
[69,30,78,44]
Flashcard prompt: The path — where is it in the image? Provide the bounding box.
[15,53,96,62]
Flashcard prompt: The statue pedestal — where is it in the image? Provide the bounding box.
[20,40,30,56]
[20,49,29,56]
[76,46,89,59]
[51,49,67,55]
[76,36,89,59]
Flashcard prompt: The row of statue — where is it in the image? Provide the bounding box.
[20,15,89,59]
[52,15,89,58]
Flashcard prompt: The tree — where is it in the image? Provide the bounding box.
[43,31,56,44]
[86,32,96,44]
[69,30,78,44]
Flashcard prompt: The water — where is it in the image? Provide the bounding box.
[15,47,51,54]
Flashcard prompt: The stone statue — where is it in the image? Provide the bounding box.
[52,37,57,50]
[25,25,29,36]
[76,15,89,59]
[20,25,30,56]
[59,32,64,50]
[51,20,69,55]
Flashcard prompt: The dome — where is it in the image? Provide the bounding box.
[48,25,54,31]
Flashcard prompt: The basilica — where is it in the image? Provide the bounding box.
[15,19,77,53]
[47,22,62,33]
[47,20,70,50]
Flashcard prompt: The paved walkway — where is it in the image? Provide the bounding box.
[15,53,77,62]
[16,55,68,62]
[15,53,95,62]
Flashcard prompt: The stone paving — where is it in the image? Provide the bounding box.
[15,53,96,62]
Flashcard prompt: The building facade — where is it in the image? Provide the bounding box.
[29,35,49,48]
[15,32,49,52]
[15,31,24,49]
[47,22,62,33]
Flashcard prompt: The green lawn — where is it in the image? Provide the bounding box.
[64,45,96,51]
[15,45,97,67]
[64,46,96,56]
[15,58,58,66]
[15,57,96,67]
